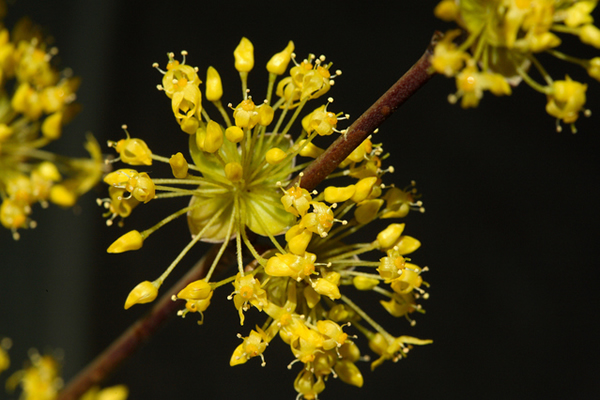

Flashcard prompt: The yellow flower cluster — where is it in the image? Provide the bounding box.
[1,341,128,400]
[104,38,430,398]
[0,18,103,239]
[432,0,600,132]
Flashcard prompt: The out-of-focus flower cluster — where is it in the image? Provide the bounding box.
[0,17,103,239]
[103,38,431,398]
[0,337,128,400]
[432,0,600,132]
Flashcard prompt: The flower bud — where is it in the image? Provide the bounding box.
[37,162,61,182]
[49,184,77,207]
[234,37,254,72]
[434,0,459,21]
[177,280,212,300]
[312,277,341,300]
[107,230,144,253]
[352,276,379,291]
[258,104,274,126]
[169,152,189,178]
[376,223,405,250]
[206,66,223,102]
[324,185,356,203]
[225,126,244,143]
[354,199,383,225]
[267,41,294,75]
[298,140,324,158]
[180,116,199,134]
[225,162,243,182]
[395,235,421,255]
[335,361,364,387]
[587,57,600,81]
[204,120,223,153]
[351,177,378,203]
[287,228,312,255]
[41,112,62,140]
[265,147,287,165]
[124,280,158,309]
[580,24,600,48]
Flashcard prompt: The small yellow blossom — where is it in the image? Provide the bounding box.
[0,21,102,239]
[124,280,159,309]
[433,0,599,131]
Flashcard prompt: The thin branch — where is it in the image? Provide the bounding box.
[57,32,441,399]
[290,32,442,192]
[57,244,231,400]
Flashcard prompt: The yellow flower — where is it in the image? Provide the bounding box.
[230,328,269,366]
[546,76,588,125]
[433,0,599,130]
[0,22,102,239]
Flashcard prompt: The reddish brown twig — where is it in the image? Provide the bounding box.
[57,244,227,400]
[58,33,440,399]
[291,32,441,191]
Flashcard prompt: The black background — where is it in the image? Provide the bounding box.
[1,1,599,399]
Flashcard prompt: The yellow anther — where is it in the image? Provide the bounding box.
[324,185,356,203]
[234,37,254,73]
[265,147,287,165]
[225,162,243,182]
[204,120,224,153]
[206,66,223,102]
[169,152,189,178]
[124,280,159,309]
[267,41,295,75]
[107,230,145,253]
[376,223,405,250]
[225,126,244,143]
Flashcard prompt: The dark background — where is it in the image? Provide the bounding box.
[1,1,599,398]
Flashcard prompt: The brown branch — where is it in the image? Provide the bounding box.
[57,244,228,400]
[58,33,441,399]
[291,32,442,192]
